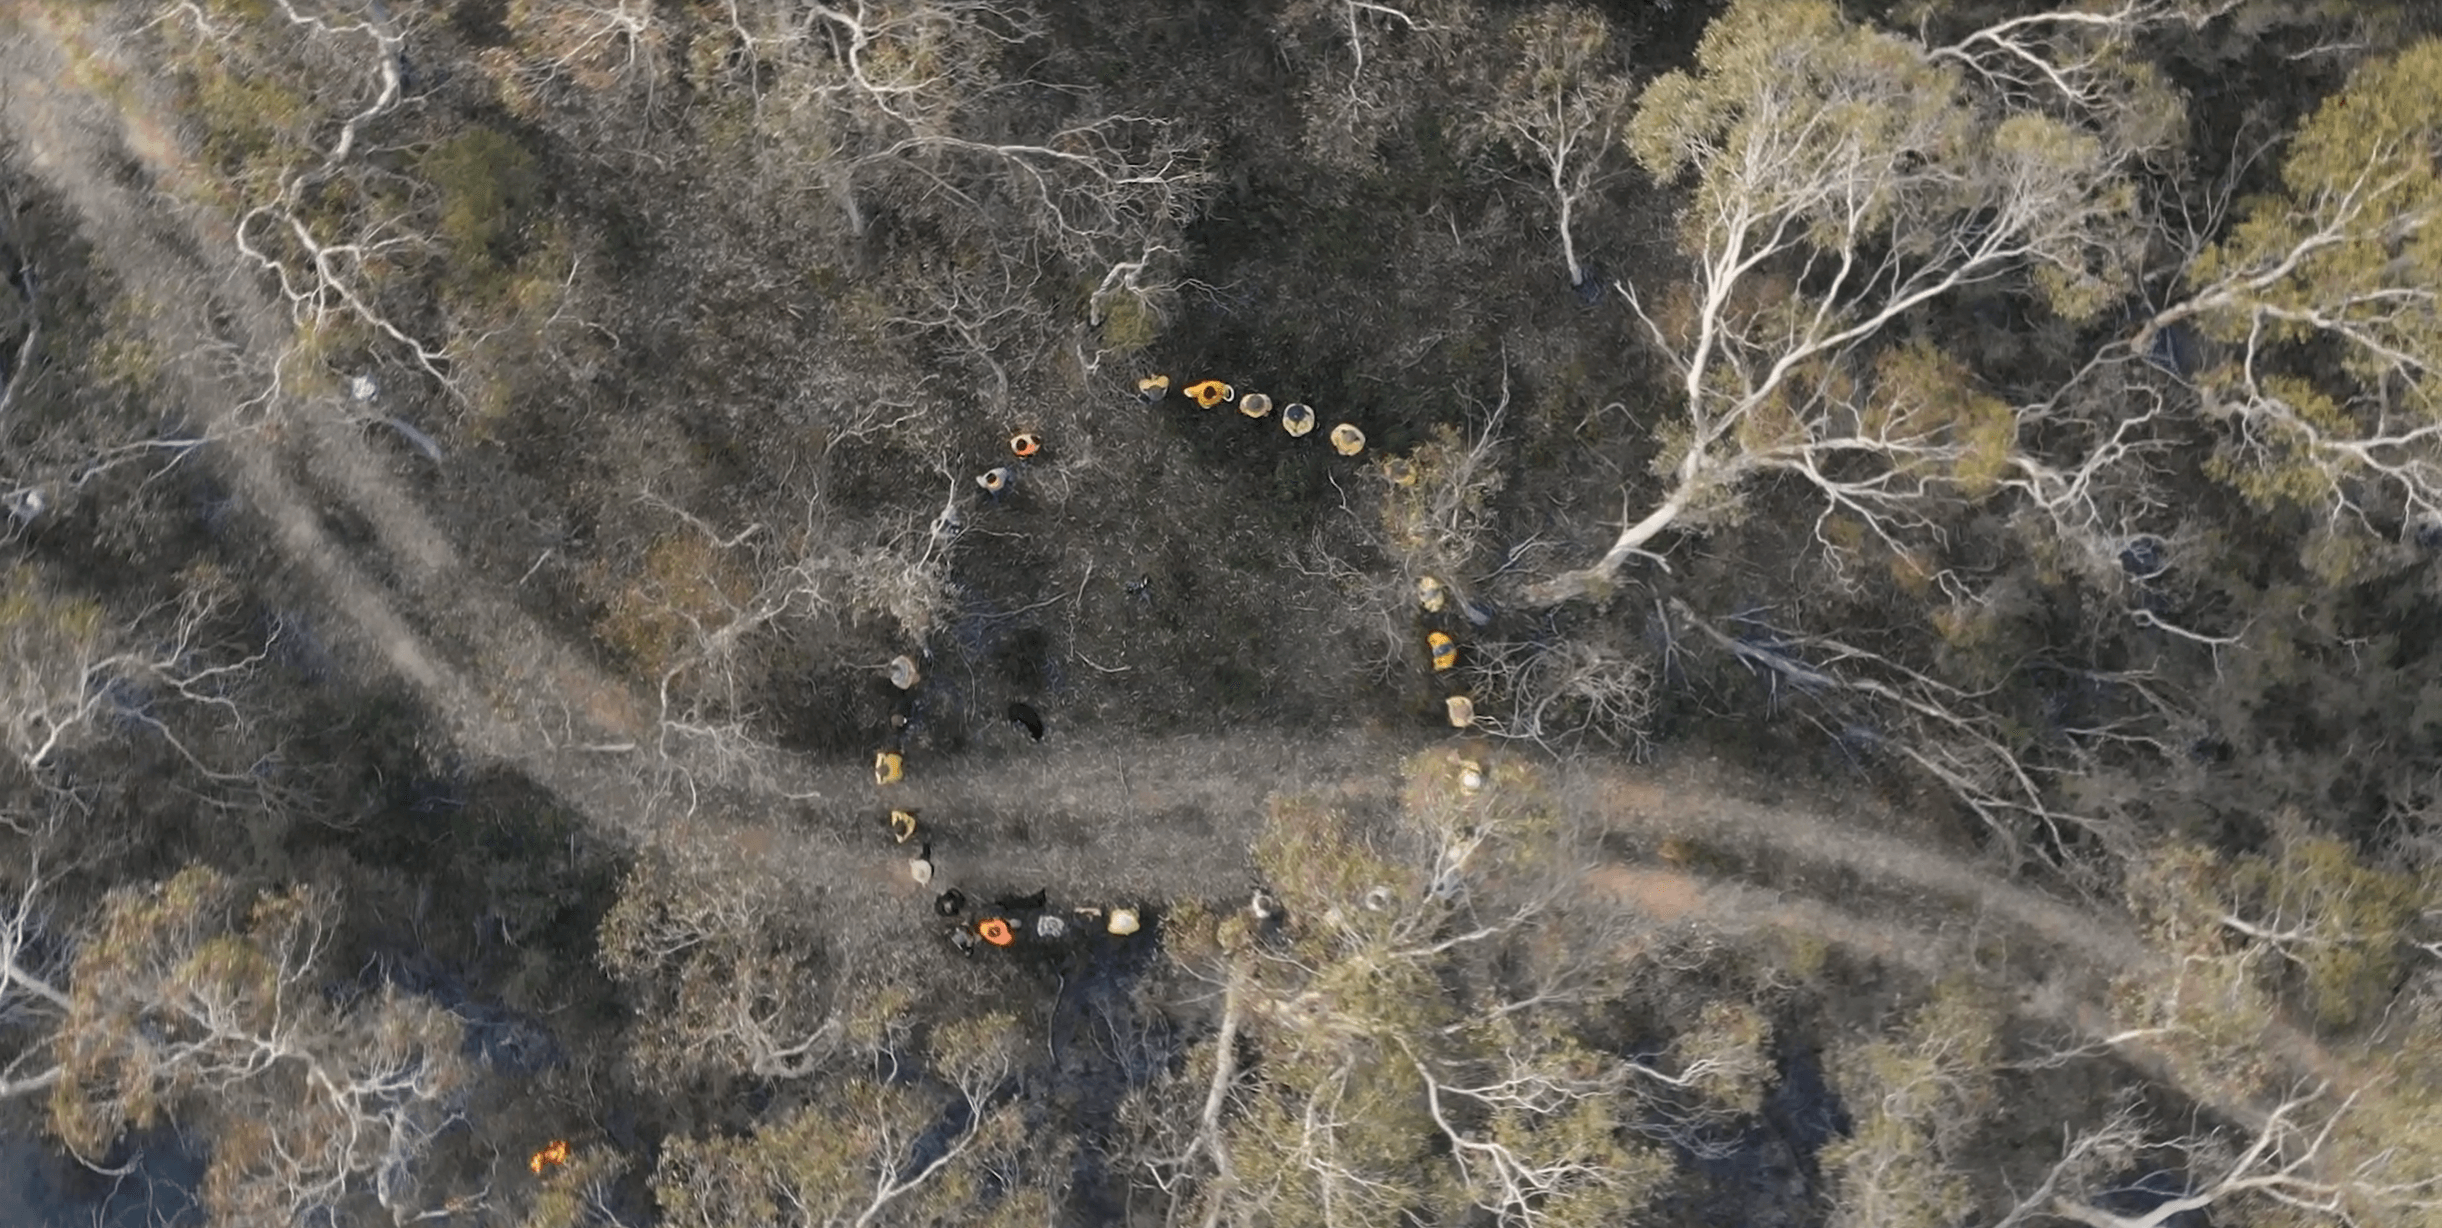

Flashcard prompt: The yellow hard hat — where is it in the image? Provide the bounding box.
[1238,393,1273,419]
[1446,695,1476,727]
[1137,374,1172,402]
[1417,576,1447,613]
[1186,380,1234,409]
[1280,403,1316,437]
[1330,423,1366,456]
[889,809,919,842]
[874,751,904,786]
[1427,631,1457,672]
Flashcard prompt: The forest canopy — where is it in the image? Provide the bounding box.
[0,0,2439,1225]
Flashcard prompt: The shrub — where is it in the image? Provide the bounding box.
[421,128,542,299]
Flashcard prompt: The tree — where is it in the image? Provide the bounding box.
[1819,982,2000,1228]
[2144,38,2442,550]
[1463,636,1657,752]
[1129,750,1756,1227]
[45,866,474,1226]
[0,848,70,1102]
[493,0,672,106]
[168,0,460,395]
[1374,401,1508,619]
[2039,832,2442,1228]
[688,0,1209,314]
[596,831,848,1084]
[2127,826,2433,1032]
[2037,1086,2441,1228]
[0,563,273,798]
[649,1012,1052,1228]
[0,176,40,426]
[1527,0,2188,605]
[1477,5,1633,289]
[1655,595,2187,877]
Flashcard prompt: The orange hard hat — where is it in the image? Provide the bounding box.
[1009,432,1041,458]
[977,917,1015,946]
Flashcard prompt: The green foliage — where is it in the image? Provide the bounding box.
[1675,1000,1775,1117]
[171,35,310,199]
[1821,981,2000,1228]
[590,531,755,682]
[87,283,171,396]
[2228,831,2425,1028]
[455,223,579,433]
[1821,1110,1973,1228]
[421,127,542,297]
[2187,39,2442,509]
[2323,997,2442,1228]
[1479,4,1635,174]
[595,836,831,1082]
[1508,5,1618,93]
[1628,0,2143,279]
[37,1,2442,1224]
[50,867,469,1222]
[1252,797,1405,945]
[1598,0,2153,574]
[647,1016,1042,1228]
[0,563,105,665]
[1993,113,2123,320]
[2297,521,2386,586]
[1867,340,2016,499]
[518,1147,630,1228]
[1185,753,1675,1225]
[2118,843,2303,1104]
[1095,291,1161,353]
[1630,1,1959,192]
[2131,829,2428,1032]
[1378,423,1507,584]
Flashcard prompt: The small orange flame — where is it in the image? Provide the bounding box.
[529,1139,571,1174]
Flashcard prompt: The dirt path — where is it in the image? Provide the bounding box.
[1577,755,2149,962]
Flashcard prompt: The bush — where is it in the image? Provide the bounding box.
[421,128,542,298]
[592,533,754,681]
[1097,291,1161,354]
